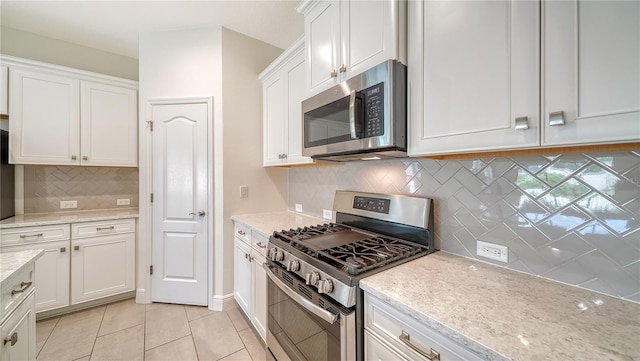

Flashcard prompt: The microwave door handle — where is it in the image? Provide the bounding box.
[349,90,357,139]
[264,263,339,324]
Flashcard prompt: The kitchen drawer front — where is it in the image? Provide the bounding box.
[0,224,70,246]
[1,263,34,322]
[71,219,135,239]
[365,293,484,361]
[251,231,268,256]
[234,222,251,244]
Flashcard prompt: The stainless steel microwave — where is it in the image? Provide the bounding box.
[301,60,407,161]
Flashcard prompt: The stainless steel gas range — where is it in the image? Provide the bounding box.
[265,191,435,361]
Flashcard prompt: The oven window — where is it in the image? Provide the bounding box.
[267,277,341,361]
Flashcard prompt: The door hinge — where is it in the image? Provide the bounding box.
[146,120,153,131]
[150,265,153,275]
[150,193,154,203]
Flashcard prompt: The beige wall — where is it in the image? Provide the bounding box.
[0,26,138,80]
[220,28,287,295]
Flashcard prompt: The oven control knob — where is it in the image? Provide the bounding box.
[287,259,300,272]
[305,271,320,286]
[317,279,334,294]
[274,250,285,262]
[267,247,277,260]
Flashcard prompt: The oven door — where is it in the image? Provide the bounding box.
[264,262,355,361]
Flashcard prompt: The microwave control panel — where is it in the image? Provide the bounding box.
[363,83,385,138]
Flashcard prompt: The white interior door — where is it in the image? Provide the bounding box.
[151,99,210,306]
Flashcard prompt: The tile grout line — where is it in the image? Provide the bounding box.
[185,307,201,361]
[35,317,60,360]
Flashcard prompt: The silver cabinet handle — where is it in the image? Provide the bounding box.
[82,156,88,161]
[74,245,80,251]
[71,155,77,160]
[11,281,33,296]
[96,226,115,231]
[339,64,346,73]
[515,116,529,130]
[3,332,17,346]
[349,90,357,139]
[237,230,246,236]
[19,233,43,239]
[256,242,266,249]
[60,247,66,253]
[399,331,440,360]
[189,211,206,217]
[549,111,566,126]
[330,69,338,78]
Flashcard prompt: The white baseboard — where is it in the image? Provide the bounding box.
[210,293,236,311]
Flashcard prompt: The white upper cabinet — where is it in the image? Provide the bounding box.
[1,65,8,116]
[9,68,81,165]
[408,0,540,156]
[80,81,137,166]
[260,38,313,166]
[543,0,640,145]
[4,56,138,167]
[298,0,406,96]
[409,0,639,157]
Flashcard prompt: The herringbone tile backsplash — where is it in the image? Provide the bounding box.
[289,151,640,302]
[24,165,139,213]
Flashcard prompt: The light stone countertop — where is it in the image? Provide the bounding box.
[0,249,44,287]
[360,251,640,361]
[0,208,139,229]
[231,211,326,236]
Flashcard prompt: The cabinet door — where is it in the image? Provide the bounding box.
[408,0,540,156]
[543,0,640,145]
[80,81,138,166]
[285,52,313,165]
[1,65,7,116]
[8,68,80,165]
[251,252,267,342]
[0,293,36,361]
[70,233,135,304]
[365,330,409,361]
[263,76,287,166]
[1,241,70,313]
[341,0,401,79]
[305,0,340,94]
[234,238,252,316]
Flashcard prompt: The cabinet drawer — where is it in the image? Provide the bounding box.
[0,224,70,246]
[365,293,484,361]
[252,231,268,256]
[234,223,251,244]
[71,219,135,239]
[1,262,34,321]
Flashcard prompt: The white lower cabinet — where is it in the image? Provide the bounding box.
[0,218,136,314]
[232,221,268,342]
[0,263,36,361]
[364,292,484,361]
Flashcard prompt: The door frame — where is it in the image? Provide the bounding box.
[138,96,214,309]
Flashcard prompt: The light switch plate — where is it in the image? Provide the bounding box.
[240,185,248,198]
[323,209,333,220]
[117,198,130,206]
[60,200,77,209]
[295,204,303,212]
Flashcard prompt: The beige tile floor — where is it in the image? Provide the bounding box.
[35,299,266,361]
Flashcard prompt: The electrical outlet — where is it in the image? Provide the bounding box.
[60,200,77,209]
[117,198,130,206]
[323,209,333,220]
[477,241,508,263]
[295,203,303,212]
[240,185,248,198]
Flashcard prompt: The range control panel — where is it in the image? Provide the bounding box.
[353,196,390,214]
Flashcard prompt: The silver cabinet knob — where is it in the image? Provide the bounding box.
[330,69,338,78]
[339,64,346,73]
[189,211,206,217]
[514,116,529,130]
[60,247,66,253]
[71,155,77,160]
[82,155,88,161]
[74,245,80,251]
[3,332,17,346]
[549,111,566,126]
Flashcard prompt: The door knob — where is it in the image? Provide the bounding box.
[189,211,206,217]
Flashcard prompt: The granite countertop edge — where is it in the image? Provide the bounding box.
[0,208,139,229]
[0,249,44,287]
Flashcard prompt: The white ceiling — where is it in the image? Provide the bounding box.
[0,1,305,59]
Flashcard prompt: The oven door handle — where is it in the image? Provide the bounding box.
[264,263,339,324]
